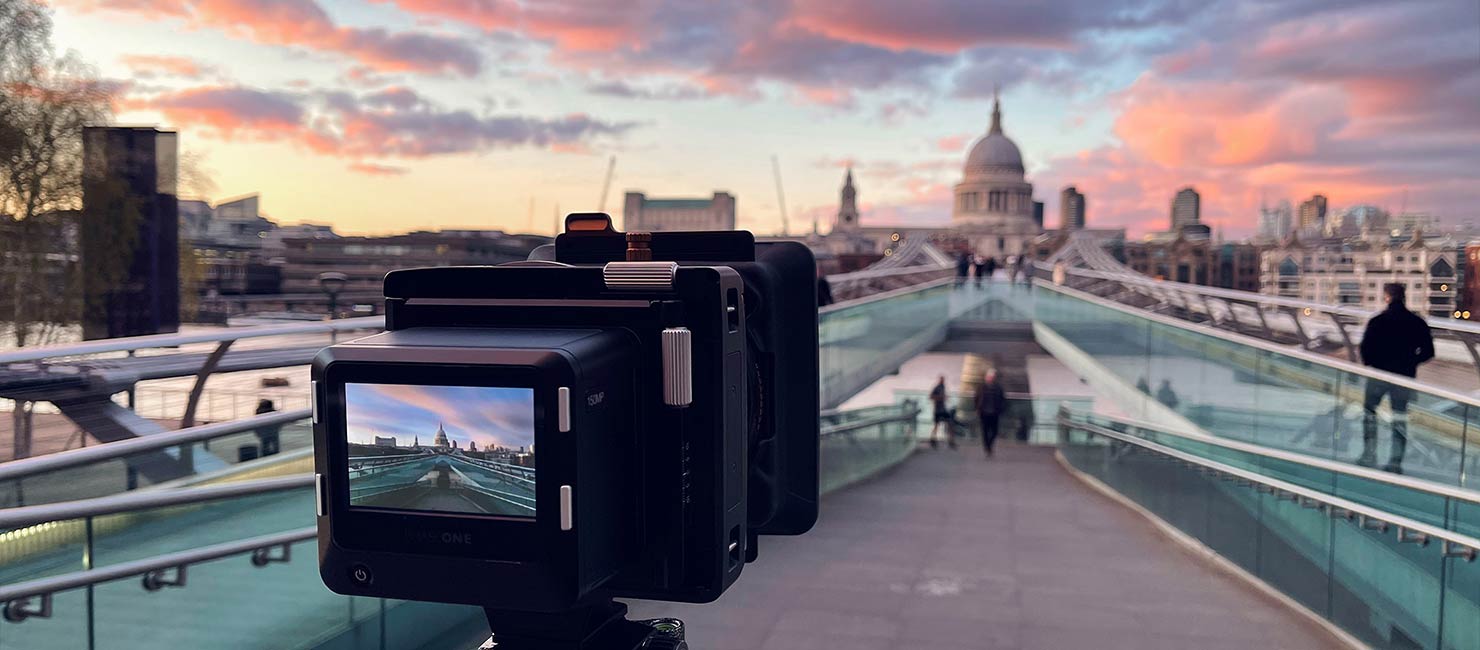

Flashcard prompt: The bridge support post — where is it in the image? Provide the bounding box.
[10,401,32,460]
[180,340,235,430]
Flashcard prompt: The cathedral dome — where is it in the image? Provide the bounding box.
[964,133,1024,178]
[962,92,1024,179]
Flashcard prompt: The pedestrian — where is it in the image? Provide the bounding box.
[975,368,1006,458]
[955,251,971,287]
[816,271,834,307]
[927,375,956,449]
[973,254,987,288]
[254,399,282,457]
[984,256,998,282]
[1357,283,1434,473]
[1156,379,1180,411]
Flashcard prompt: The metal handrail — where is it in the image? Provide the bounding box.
[1060,417,1480,558]
[0,474,311,530]
[1074,410,1480,507]
[0,526,315,606]
[1057,263,1480,336]
[821,277,953,314]
[0,316,383,365]
[0,409,310,483]
[1036,278,1480,411]
[820,408,919,438]
[827,264,951,283]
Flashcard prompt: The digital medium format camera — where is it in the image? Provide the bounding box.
[310,214,819,648]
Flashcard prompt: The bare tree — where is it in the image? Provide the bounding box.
[0,0,114,457]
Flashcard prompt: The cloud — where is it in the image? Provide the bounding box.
[64,0,483,76]
[127,83,641,161]
[585,79,709,101]
[935,133,970,153]
[1029,0,1480,237]
[348,162,408,175]
[117,54,216,80]
[126,86,303,136]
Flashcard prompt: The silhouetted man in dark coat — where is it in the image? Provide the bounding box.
[1358,283,1434,473]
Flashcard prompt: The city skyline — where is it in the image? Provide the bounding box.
[345,384,535,451]
[48,0,1480,238]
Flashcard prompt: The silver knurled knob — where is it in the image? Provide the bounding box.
[662,327,692,407]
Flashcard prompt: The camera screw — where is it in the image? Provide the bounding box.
[626,232,653,261]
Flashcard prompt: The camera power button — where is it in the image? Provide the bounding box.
[349,564,373,586]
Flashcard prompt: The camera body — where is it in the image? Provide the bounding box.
[311,216,819,613]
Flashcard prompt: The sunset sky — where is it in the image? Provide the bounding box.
[345,383,535,451]
[48,0,1480,238]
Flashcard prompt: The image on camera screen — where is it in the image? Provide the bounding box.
[344,383,536,517]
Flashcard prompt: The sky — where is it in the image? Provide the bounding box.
[344,383,535,451]
[46,0,1480,238]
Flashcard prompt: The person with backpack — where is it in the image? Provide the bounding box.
[927,375,957,449]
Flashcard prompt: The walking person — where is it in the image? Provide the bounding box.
[975,368,1006,458]
[1156,379,1180,411]
[984,256,998,282]
[927,376,957,449]
[955,251,971,287]
[973,254,988,288]
[254,399,282,457]
[1358,283,1434,473]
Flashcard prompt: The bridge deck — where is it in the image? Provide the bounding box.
[629,443,1345,650]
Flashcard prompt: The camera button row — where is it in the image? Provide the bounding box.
[557,387,571,432]
[560,485,574,531]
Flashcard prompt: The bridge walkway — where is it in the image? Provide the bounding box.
[628,443,1345,650]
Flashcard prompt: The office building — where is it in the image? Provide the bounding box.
[1117,232,1262,291]
[1260,233,1458,316]
[622,191,736,231]
[1390,213,1436,236]
[1298,194,1327,236]
[1257,201,1294,240]
[1170,187,1200,230]
[80,126,180,340]
[1060,186,1086,230]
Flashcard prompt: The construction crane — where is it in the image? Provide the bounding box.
[597,155,616,214]
[772,155,789,236]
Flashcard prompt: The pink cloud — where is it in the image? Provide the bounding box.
[347,162,408,175]
[118,54,214,79]
[126,84,639,161]
[64,0,482,76]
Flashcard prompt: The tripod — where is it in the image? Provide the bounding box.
[481,599,687,649]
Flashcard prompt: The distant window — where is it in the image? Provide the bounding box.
[1432,258,1455,277]
[1279,258,1299,276]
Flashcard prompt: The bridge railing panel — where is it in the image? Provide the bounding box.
[1058,413,1480,650]
[0,402,925,649]
[1036,280,1480,489]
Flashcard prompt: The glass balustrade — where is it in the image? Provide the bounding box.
[1060,423,1480,650]
[1036,283,1480,486]
[0,419,313,509]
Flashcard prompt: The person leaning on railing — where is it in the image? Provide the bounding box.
[1357,283,1435,474]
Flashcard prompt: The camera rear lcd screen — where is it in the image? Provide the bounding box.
[344,383,536,518]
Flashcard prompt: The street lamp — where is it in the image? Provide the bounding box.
[318,270,348,321]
